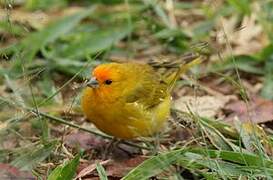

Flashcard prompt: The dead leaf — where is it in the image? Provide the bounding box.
[234,120,273,155]
[64,131,107,151]
[111,143,142,161]
[75,160,111,180]
[0,9,49,30]
[0,6,84,30]
[215,13,266,59]
[0,163,34,180]
[106,156,147,178]
[168,127,193,143]
[224,96,273,124]
[1,135,17,149]
[0,122,8,131]
[174,95,233,118]
[76,156,146,179]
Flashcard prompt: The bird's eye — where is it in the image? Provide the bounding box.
[104,79,112,85]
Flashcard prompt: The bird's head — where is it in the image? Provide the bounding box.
[86,63,135,97]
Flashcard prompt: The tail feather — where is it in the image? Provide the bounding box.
[166,57,202,91]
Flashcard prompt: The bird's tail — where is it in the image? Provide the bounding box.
[165,57,202,92]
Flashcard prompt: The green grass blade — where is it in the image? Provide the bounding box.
[11,141,57,171]
[48,154,81,180]
[122,149,186,180]
[190,149,273,167]
[52,24,132,59]
[14,7,96,63]
[96,163,108,180]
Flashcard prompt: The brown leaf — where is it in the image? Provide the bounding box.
[75,156,146,179]
[0,9,49,30]
[106,156,147,178]
[76,160,111,179]
[0,163,34,180]
[216,14,264,56]
[174,95,233,118]
[168,127,193,143]
[64,131,107,151]
[0,7,84,30]
[234,120,273,155]
[224,96,273,124]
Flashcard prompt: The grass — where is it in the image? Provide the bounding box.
[1,0,273,179]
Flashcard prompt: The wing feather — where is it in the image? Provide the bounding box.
[125,64,168,109]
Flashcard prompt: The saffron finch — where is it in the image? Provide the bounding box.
[81,59,200,139]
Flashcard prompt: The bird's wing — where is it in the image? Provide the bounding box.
[125,75,168,109]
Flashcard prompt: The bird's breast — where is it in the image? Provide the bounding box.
[81,88,171,139]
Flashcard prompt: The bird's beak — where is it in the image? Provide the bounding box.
[87,77,99,88]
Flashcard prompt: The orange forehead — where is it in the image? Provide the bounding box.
[93,65,112,81]
[92,63,126,82]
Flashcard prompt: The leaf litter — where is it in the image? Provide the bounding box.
[0,163,34,180]
[1,0,273,179]
[224,96,273,124]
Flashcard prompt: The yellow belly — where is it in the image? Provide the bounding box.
[81,89,171,139]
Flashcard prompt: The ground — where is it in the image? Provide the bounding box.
[1,0,273,179]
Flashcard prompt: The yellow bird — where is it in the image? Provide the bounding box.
[81,59,200,139]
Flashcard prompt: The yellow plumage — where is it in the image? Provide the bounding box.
[81,59,200,139]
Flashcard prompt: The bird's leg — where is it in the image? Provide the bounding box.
[152,132,161,155]
[102,137,120,159]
